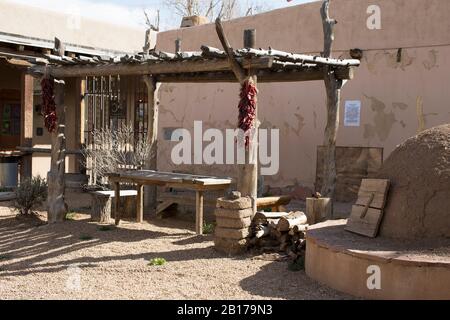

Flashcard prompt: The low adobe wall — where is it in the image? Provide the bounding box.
[305,220,450,300]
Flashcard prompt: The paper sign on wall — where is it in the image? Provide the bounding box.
[344,100,362,127]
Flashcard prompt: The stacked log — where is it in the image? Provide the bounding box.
[249,211,308,260]
[214,192,253,255]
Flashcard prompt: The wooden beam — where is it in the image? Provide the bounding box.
[47,79,68,223]
[156,66,354,83]
[320,0,341,204]
[16,146,82,155]
[143,75,160,213]
[238,48,360,67]
[33,56,274,78]
[215,18,247,84]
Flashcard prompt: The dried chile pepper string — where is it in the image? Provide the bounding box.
[41,77,58,133]
[238,78,258,148]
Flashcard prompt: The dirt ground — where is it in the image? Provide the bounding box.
[0,204,352,300]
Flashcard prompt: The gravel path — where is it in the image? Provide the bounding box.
[0,207,351,300]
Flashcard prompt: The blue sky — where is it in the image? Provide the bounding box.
[7,0,318,31]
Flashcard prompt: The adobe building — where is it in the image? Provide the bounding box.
[154,0,450,202]
[1,0,449,206]
[0,1,143,188]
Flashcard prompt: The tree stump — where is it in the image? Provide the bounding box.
[91,190,138,223]
[91,194,112,223]
[306,197,332,224]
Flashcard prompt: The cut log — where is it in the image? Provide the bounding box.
[267,218,280,228]
[91,194,111,223]
[254,211,290,221]
[306,197,332,223]
[293,224,309,233]
[256,196,292,211]
[277,211,308,232]
[270,227,283,239]
[255,225,270,239]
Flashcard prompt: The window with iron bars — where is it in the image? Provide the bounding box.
[84,75,149,186]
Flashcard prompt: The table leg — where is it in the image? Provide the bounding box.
[196,190,204,235]
[136,184,144,223]
[114,181,121,226]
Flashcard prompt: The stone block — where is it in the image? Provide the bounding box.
[215,227,251,240]
[214,237,248,255]
[216,217,252,229]
[216,197,252,210]
[215,208,253,219]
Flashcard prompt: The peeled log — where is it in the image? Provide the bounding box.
[293,224,309,233]
[47,80,68,223]
[255,225,270,239]
[253,211,289,224]
[277,211,308,232]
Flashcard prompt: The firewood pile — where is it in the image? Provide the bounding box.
[248,211,309,260]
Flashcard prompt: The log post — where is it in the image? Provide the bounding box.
[47,79,68,223]
[320,0,342,208]
[74,78,85,173]
[240,29,258,215]
[143,75,160,214]
[20,72,34,182]
[215,19,259,215]
[196,190,204,235]
[136,184,144,223]
[114,180,121,225]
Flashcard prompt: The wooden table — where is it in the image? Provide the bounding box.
[107,170,233,235]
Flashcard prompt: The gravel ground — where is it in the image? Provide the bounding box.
[0,206,352,300]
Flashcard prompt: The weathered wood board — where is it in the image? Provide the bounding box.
[346,179,390,238]
[316,147,384,202]
[355,179,390,209]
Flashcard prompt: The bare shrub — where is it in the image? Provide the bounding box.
[82,123,152,187]
[14,176,48,215]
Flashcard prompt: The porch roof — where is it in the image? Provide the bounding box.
[30,46,360,83]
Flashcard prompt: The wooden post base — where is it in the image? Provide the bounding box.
[306,197,332,224]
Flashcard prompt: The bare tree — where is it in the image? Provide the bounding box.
[144,9,160,31]
[164,0,270,21]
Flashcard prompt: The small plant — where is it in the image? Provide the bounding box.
[65,212,77,220]
[79,234,94,241]
[148,258,167,266]
[0,254,11,261]
[203,222,216,235]
[13,176,48,215]
[98,225,114,232]
[288,255,305,272]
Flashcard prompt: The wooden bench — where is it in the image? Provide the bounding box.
[256,196,292,212]
[91,190,137,223]
[156,194,292,215]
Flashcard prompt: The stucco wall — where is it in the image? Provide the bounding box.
[0,1,144,54]
[155,0,450,189]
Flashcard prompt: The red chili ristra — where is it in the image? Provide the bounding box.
[238,79,258,147]
[41,78,58,133]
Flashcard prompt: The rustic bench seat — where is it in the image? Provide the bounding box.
[91,190,137,223]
